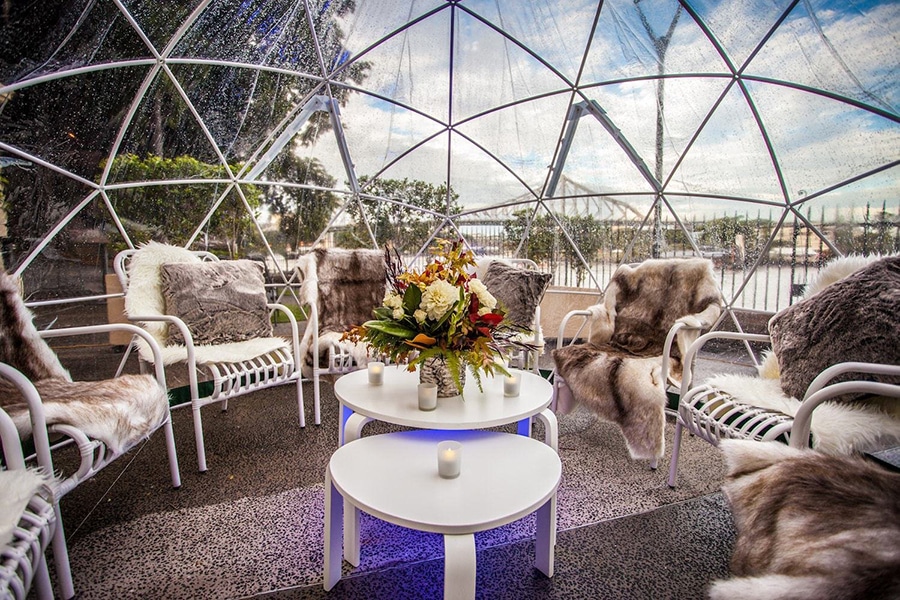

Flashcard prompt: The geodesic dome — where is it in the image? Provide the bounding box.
[0,0,898,327]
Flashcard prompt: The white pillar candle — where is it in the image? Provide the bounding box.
[418,382,438,411]
[367,361,384,386]
[437,441,462,479]
[504,372,520,397]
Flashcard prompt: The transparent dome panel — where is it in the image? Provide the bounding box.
[0,1,149,82]
[338,95,445,181]
[339,0,446,64]
[454,92,571,197]
[582,0,727,85]
[0,67,148,179]
[172,0,319,75]
[369,131,450,195]
[450,9,569,122]
[746,0,899,117]
[257,174,350,253]
[688,0,797,70]
[354,7,452,123]
[121,0,207,51]
[667,85,784,202]
[468,0,592,84]
[746,80,900,200]
[454,204,530,260]
[448,132,533,211]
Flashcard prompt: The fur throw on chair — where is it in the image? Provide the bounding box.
[124,241,289,365]
[552,258,722,460]
[0,272,168,454]
[296,248,387,377]
[710,439,900,600]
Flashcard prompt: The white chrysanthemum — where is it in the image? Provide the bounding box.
[421,279,459,320]
[468,279,497,310]
[414,309,427,324]
[392,307,405,320]
[383,292,403,309]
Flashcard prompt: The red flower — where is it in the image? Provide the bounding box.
[479,312,503,327]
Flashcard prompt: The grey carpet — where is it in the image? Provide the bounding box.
[51,369,734,599]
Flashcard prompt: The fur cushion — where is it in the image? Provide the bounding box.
[769,256,900,401]
[481,261,551,330]
[705,373,900,455]
[161,260,272,346]
[711,439,900,600]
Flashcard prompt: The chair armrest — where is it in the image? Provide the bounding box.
[268,303,301,363]
[556,309,593,349]
[791,364,900,450]
[39,323,168,390]
[679,331,771,398]
[0,364,55,479]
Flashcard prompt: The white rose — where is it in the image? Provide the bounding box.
[468,279,497,310]
[414,309,427,324]
[383,292,402,309]
[392,307,405,320]
[421,279,459,321]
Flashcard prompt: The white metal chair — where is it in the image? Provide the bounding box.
[668,255,900,486]
[114,242,303,472]
[0,270,180,599]
[1,391,56,600]
[551,258,723,466]
[294,248,388,426]
[477,257,552,374]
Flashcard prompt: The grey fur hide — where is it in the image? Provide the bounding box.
[710,439,900,600]
[297,248,386,375]
[770,256,900,401]
[552,258,722,460]
[0,271,169,455]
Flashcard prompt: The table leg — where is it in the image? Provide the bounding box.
[344,412,373,445]
[534,408,559,451]
[339,402,352,445]
[534,493,557,578]
[517,416,531,437]
[443,533,476,600]
[323,469,344,591]
[342,412,372,566]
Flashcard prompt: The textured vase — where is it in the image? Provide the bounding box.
[419,356,465,398]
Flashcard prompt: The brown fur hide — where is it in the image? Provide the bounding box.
[711,440,900,600]
[0,271,169,455]
[296,248,387,375]
[552,259,722,460]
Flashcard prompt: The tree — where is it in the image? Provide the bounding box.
[101,154,262,256]
[265,155,339,249]
[336,177,460,253]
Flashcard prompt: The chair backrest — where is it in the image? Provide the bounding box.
[296,248,387,333]
[0,272,71,382]
[595,258,722,358]
[114,242,217,344]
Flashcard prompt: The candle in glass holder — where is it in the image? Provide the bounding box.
[418,382,438,411]
[503,372,520,397]
[437,441,462,479]
[367,361,384,386]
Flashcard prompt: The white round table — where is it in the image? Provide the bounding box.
[334,366,558,448]
[323,430,562,600]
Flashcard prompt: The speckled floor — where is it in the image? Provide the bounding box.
[46,348,751,600]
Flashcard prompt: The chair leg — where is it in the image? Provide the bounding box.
[193,404,208,472]
[313,372,322,426]
[667,421,685,488]
[163,415,182,488]
[296,377,306,428]
[50,504,74,599]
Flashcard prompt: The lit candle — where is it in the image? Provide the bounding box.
[367,361,384,386]
[418,382,438,411]
[504,372,520,397]
[437,441,462,479]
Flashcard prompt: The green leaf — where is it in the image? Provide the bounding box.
[364,319,417,339]
[402,284,422,313]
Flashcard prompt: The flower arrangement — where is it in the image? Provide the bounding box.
[343,239,531,393]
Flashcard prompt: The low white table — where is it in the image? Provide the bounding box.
[323,430,562,600]
[334,367,558,448]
